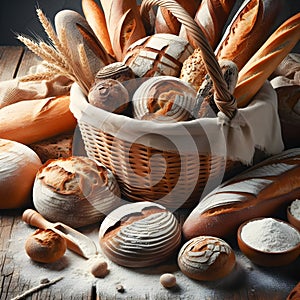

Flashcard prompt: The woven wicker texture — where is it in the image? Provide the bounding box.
[77,120,237,208]
[70,0,283,209]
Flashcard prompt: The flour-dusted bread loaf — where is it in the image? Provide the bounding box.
[99,202,181,268]
[178,236,236,281]
[0,139,42,209]
[33,156,122,228]
[182,148,300,239]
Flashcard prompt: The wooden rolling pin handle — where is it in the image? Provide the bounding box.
[22,209,53,229]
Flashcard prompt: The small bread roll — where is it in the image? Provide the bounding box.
[25,228,67,263]
[178,236,236,281]
[88,79,129,114]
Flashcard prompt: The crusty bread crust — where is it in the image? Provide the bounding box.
[183,149,300,239]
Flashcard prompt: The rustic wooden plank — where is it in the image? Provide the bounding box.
[16,48,42,78]
[0,46,24,81]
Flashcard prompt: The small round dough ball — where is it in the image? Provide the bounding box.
[25,229,67,263]
[90,259,109,278]
[160,273,177,288]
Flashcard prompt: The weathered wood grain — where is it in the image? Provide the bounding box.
[0,46,24,80]
[16,49,42,78]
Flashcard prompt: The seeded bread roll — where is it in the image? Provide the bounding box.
[25,228,67,263]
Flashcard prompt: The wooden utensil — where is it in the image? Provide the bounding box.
[22,209,98,259]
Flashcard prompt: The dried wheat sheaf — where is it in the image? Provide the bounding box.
[17,9,95,95]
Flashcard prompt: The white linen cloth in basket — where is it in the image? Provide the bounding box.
[70,80,284,166]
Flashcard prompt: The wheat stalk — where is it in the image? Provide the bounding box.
[78,44,94,86]
[17,8,105,96]
[17,35,52,62]
[39,42,72,72]
[36,9,63,52]
[57,28,74,67]
[19,72,56,82]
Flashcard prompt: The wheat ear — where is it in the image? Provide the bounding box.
[19,72,56,82]
[36,9,62,51]
[78,44,94,86]
[39,42,72,72]
[17,35,52,62]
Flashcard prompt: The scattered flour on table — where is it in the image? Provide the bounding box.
[7,219,300,299]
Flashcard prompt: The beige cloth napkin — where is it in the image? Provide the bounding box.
[70,80,284,165]
[0,75,72,109]
[271,53,300,89]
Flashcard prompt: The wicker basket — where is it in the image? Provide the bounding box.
[69,0,281,209]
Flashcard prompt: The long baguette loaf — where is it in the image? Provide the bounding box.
[81,0,115,58]
[234,12,300,107]
[0,95,77,145]
[182,0,236,49]
[54,9,111,80]
[215,0,281,71]
[182,148,300,239]
[100,0,146,61]
[155,0,199,35]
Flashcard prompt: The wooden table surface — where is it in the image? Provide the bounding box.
[0,46,299,300]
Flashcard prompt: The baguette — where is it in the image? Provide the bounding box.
[183,0,236,49]
[155,0,199,35]
[54,9,111,82]
[182,148,300,239]
[215,0,281,71]
[234,12,300,107]
[81,0,115,58]
[0,95,77,145]
[100,0,146,61]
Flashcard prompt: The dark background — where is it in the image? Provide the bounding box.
[0,0,299,52]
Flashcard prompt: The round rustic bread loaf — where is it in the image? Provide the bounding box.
[0,139,42,209]
[123,33,193,78]
[25,228,67,263]
[32,156,122,228]
[178,236,236,281]
[99,202,181,267]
